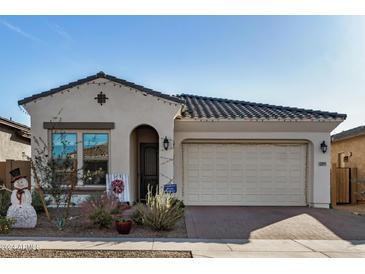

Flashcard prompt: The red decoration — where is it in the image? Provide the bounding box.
[111,179,124,194]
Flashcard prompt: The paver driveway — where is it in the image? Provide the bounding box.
[185,206,365,240]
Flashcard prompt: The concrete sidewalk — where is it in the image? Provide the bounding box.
[1,237,365,258]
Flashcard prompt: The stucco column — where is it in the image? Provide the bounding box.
[310,135,331,208]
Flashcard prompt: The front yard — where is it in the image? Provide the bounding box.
[0,185,187,240]
[6,207,187,238]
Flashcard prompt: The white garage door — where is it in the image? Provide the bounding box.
[183,143,307,206]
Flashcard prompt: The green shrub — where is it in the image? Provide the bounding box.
[0,191,11,216]
[89,209,114,229]
[32,191,50,213]
[0,216,15,234]
[131,203,145,225]
[79,193,119,229]
[171,197,185,209]
[138,187,184,231]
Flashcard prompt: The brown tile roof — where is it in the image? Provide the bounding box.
[18,72,347,122]
[177,94,347,121]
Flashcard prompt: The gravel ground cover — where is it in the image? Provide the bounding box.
[0,249,192,258]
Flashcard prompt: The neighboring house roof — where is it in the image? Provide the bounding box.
[18,71,184,105]
[177,94,347,121]
[18,72,347,122]
[332,126,365,142]
[0,116,30,140]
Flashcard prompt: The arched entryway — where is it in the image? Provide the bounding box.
[130,125,159,202]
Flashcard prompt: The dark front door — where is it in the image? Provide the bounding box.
[140,143,159,201]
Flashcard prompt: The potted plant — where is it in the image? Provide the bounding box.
[114,218,132,234]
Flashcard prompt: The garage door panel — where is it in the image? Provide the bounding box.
[183,143,307,206]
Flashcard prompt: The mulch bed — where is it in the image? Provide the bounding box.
[5,208,187,238]
[0,249,192,258]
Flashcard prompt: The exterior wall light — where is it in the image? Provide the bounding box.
[163,136,169,151]
[320,141,328,154]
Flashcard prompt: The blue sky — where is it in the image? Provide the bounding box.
[0,16,364,133]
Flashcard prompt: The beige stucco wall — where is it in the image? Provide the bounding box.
[332,135,365,179]
[23,78,181,203]
[174,120,341,208]
[0,126,30,161]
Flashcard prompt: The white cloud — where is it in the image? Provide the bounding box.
[48,22,72,41]
[0,18,42,42]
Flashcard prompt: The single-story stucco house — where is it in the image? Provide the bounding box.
[18,72,346,208]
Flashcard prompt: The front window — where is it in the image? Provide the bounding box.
[83,133,109,185]
[51,133,77,184]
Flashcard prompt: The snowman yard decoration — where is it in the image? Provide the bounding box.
[6,168,37,228]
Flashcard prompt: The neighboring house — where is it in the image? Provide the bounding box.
[332,126,365,178]
[0,117,31,187]
[0,116,30,161]
[18,72,346,208]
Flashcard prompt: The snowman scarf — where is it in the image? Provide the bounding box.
[14,187,27,205]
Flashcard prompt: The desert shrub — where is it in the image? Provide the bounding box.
[138,187,184,231]
[131,203,145,225]
[110,207,120,215]
[32,191,50,213]
[171,197,185,209]
[0,191,11,216]
[89,209,114,229]
[79,193,119,229]
[0,216,15,234]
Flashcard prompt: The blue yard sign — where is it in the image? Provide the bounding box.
[164,183,177,193]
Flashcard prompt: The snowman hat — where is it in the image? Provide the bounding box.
[9,168,26,183]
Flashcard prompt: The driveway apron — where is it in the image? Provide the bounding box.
[185,206,365,240]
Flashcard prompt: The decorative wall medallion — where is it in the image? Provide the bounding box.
[94,91,109,105]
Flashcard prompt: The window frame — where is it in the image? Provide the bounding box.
[50,131,78,185]
[48,129,111,188]
[82,132,110,186]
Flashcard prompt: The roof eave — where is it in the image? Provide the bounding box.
[177,117,346,122]
[332,129,365,143]
[18,72,184,106]
[0,117,30,132]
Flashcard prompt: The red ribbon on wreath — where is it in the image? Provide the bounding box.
[111,179,124,194]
